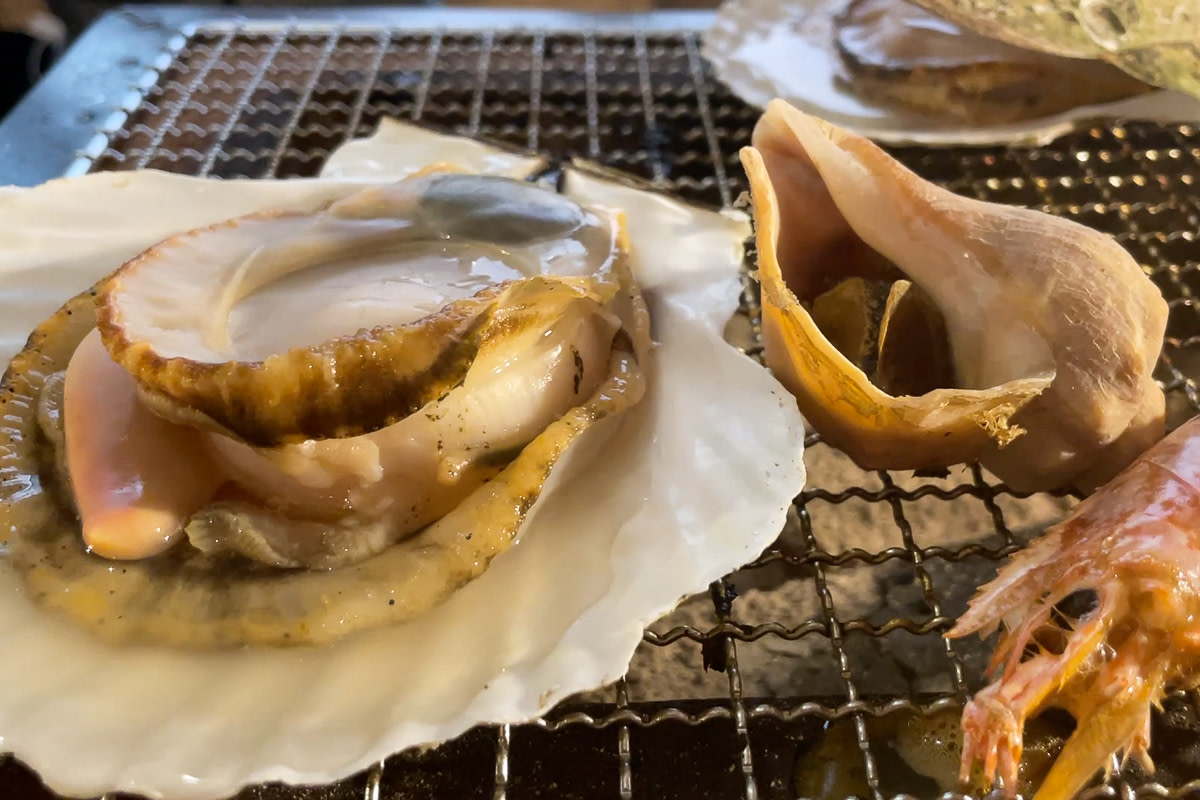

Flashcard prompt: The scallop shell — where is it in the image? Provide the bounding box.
[740,100,1166,493]
[0,123,807,799]
[702,0,1200,147]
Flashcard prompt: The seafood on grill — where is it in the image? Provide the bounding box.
[949,412,1200,800]
[0,121,808,799]
[702,0,1200,147]
[739,99,1168,493]
[832,0,1152,126]
[0,130,799,653]
[4,169,656,649]
[907,0,1200,101]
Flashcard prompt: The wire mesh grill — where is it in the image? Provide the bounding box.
[8,20,1200,800]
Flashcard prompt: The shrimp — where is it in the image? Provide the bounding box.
[949,414,1200,800]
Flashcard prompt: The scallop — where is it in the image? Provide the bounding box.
[96,173,636,445]
[740,100,1167,493]
[5,168,655,648]
[702,0,1200,146]
[0,120,807,799]
[907,0,1200,99]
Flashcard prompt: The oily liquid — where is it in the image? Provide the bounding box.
[792,707,1070,799]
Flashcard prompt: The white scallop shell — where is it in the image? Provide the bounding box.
[702,0,1200,147]
[0,124,807,799]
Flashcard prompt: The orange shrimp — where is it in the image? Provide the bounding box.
[949,413,1200,800]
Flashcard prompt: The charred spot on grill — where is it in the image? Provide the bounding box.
[711,581,739,617]
[701,632,728,673]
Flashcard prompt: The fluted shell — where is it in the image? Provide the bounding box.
[741,100,1168,493]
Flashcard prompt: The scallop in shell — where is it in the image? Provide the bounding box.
[0,121,807,799]
[9,169,653,649]
[740,100,1167,494]
[907,0,1200,100]
[702,0,1200,146]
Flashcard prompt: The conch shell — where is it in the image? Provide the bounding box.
[740,100,1168,493]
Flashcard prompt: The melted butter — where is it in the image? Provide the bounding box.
[226,241,527,359]
[838,0,1062,69]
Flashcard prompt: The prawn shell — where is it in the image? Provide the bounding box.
[740,133,1049,473]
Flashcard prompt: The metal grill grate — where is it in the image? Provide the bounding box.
[7,20,1200,800]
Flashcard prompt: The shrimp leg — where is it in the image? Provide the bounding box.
[958,588,1119,792]
[1036,631,1165,800]
[950,414,1200,800]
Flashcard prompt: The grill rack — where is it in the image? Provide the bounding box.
[5,15,1200,800]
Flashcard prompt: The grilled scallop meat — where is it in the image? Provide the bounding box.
[0,169,655,648]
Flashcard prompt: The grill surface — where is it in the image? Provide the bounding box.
[6,18,1200,800]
